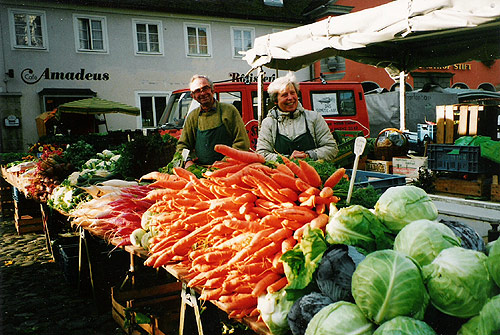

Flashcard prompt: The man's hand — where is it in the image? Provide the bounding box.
[184,160,195,168]
[290,150,308,159]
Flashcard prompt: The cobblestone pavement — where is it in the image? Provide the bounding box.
[0,218,127,335]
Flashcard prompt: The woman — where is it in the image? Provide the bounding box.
[256,73,338,162]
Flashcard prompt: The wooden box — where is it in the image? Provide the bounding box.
[491,175,500,202]
[111,282,182,335]
[365,159,392,174]
[14,213,43,234]
[435,176,491,197]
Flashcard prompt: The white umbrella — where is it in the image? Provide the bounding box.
[244,0,500,130]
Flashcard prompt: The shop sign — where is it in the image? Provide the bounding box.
[21,68,110,85]
[420,63,472,71]
[229,72,276,83]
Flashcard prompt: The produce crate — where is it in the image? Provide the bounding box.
[435,176,491,197]
[491,175,500,202]
[56,242,80,284]
[345,169,406,192]
[111,282,182,335]
[331,131,365,167]
[427,144,490,173]
[14,213,43,234]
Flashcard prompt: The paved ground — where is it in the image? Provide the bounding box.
[0,217,127,335]
[0,216,258,335]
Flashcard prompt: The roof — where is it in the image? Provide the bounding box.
[40,0,330,23]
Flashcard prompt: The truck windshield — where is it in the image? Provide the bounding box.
[158,91,199,128]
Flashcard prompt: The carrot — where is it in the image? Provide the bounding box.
[245,242,282,264]
[268,227,294,243]
[319,186,334,198]
[271,252,285,274]
[209,163,248,179]
[214,144,266,164]
[281,236,296,253]
[298,160,322,188]
[266,276,288,294]
[323,167,346,188]
[315,203,326,214]
[237,262,269,275]
[172,166,197,181]
[152,250,174,268]
[260,214,284,228]
[280,155,309,182]
[276,163,295,176]
[252,206,271,218]
[188,264,229,287]
[219,293,258,310]
[143,188,179,201]
[233,192,258,205]
[271,173,300,192]
[139,171,172,181]
[295,178,313,192]
[251,272,282,297]
[272,207,317,223]
[310,213,329,230]
[149,178,187,189]
[200,287,224,301]
[278,188,299,202]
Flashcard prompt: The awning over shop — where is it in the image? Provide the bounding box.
[57,97,140,116]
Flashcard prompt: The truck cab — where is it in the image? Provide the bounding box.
[159,81,370,150]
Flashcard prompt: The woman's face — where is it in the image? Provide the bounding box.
[276,84,298,113]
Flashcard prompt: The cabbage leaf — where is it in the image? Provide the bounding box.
[373,316,437,335]
[486,238,500,288]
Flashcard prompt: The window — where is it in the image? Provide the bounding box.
[133,19,163,55]
[137,93,170,128]
[310,91,356,116]
[73,14,108,52]
[184,23,211,57]
[218,91,243,116]
[8,9,47,49]
[231,27,254,58]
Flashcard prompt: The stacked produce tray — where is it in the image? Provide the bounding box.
[12,187,43,234]
[345,169,406,192]
[427,144,489,174]
[0,179,14,219]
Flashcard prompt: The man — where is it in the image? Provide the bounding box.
[176,75,250,167]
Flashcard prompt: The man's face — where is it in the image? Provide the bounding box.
[277,84,298,113]
[190,78,215,108]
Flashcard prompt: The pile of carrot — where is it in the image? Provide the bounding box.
[141,145,346,320]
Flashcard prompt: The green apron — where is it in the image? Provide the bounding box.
[274,112,316,156]
[195,105,233,165]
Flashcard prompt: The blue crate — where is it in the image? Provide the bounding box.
[427,144,489,173]
[345,169,406,192]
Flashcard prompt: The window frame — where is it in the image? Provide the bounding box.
[8,8,48,50]
[135,91,171,129]
[132,19,164,56]
[73,14,109,53]
[230,26,255,58]
[183,22,212,57]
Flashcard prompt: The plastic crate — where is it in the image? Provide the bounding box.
[417,124,436,142]
[427,144,489,173]
[331,131,365,167]
[346,169,406,192]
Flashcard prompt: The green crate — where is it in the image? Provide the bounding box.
[331,131,364,167]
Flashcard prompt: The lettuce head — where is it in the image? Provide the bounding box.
[374,185,438,232]
[373,316,437,335]
[486,238,500,288]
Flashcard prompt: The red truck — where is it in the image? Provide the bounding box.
[159,81,370,150]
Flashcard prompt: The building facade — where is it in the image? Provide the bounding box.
[0,0,323,152]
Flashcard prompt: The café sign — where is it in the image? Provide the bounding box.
[21,68,110,84]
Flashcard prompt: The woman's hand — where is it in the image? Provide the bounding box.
[290,150,308,159]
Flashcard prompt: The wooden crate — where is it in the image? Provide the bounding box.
[491,175,500,202]
[365,159,392,174]
[435,176,491,197]
[111,282,182,335]
[14,213,43,234]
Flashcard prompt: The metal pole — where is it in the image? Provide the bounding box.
[257,66,264,128]
[399,71,406,131]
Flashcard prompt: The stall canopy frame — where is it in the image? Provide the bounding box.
[243,0,500,130]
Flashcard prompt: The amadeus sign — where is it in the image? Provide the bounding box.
[21,68,110,84]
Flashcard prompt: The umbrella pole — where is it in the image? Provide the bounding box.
[399,71,406,131]
[257,66,264,129]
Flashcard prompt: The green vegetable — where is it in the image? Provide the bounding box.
[352,250,428,325]
[130,228,146,247]
[304,301,374,335]
[281,226,328,299]
[486,239,500,288]
[373,316,436,335]
[477,294,500,335]
[393,219,461,267]
[422,247,496,318]
[374,185,438,232]
[457,315,480,335]
[257,289,295,335]
[325,205,394,254]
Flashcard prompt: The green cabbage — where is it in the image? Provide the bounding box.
[393,219,461,267]
[305,301,374,335]
[477,294,500,335]
[422,247,496,318]
[373,316,436,335]
[374,186,438,232]
[351,250,428,325]
[457,315,480,335]
[486,239,500,288]
[325,205,394,254]
[257,289,295,335]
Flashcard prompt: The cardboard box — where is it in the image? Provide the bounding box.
[365,159,392,174]
[392,156,428,179]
